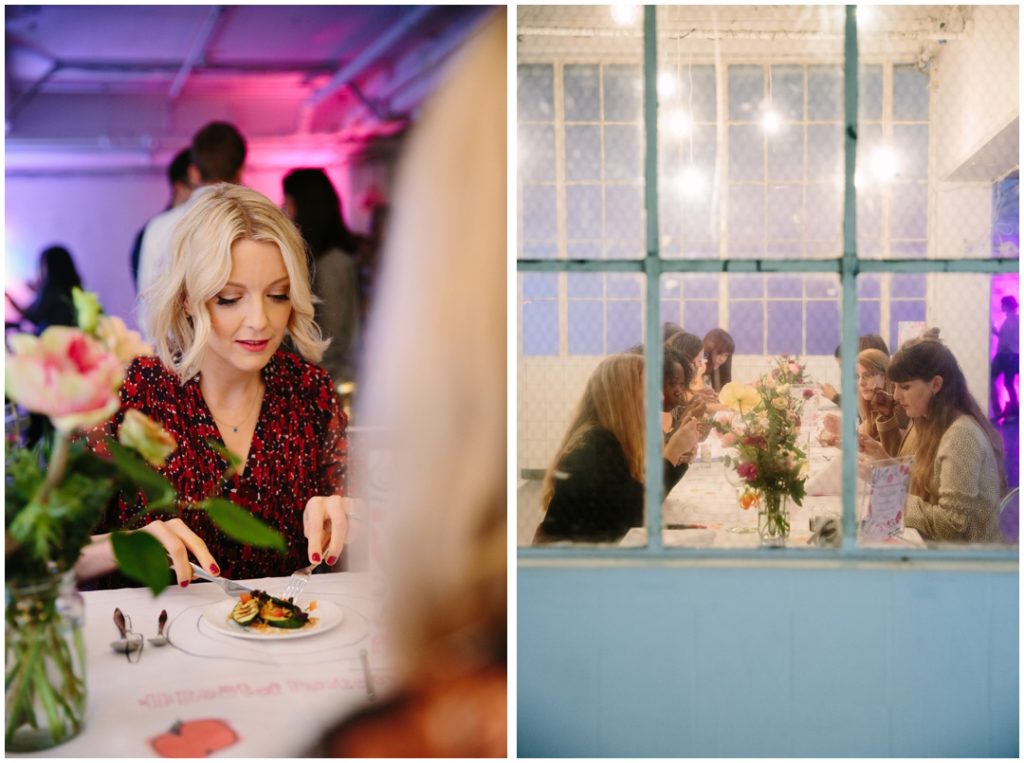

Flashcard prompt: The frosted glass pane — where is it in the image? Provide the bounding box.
[729,185,764,242]
[891,184,927,239]
[858,274,881,298]
[607,274,641,298]
[891,273,926,298]
[683,301,718,338]
[521,243,557,260]
[518,64,554,121]
[767,126,804,182]
[605,125,642,181]
[605,185,643,240]
[522,185,556,240]
[523,273,557,299]
[807,124,841,181]
[893,124,928,181]
[857,187,883,242]
[519,125,554,182]
[566,185,602,240]
[858,300,881,337]
[683,274,719,299]
[729,125,764,181]
[765,185,802,240]
[564,64,599,122]
[889,300,926,345]
[730,301,764,353]
[767,275,801,298]
[859,65,882,121]
[607,301,643,353]
[729,65,763,121]
[806,183,840,241]
[689,65,717,123]
[729,274,764,298]
[771,65,804,121]
[767,301,802,355]
[606,241,644,259]
[893,65,929,121]
[806,301,840,355]
[565,125,601,181]
[568,273,602,298]
[808,65,842,121]
[522,300,558,356]
[568,301,604,355]
[805,276,838,299]
[567,242,601,260]
[604,65,642,121]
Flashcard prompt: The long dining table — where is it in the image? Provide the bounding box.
[10,572,389,758]
[622,398,925,549]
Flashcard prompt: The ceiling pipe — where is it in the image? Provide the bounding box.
[298,5,433,133]
[168,6,223,101]
[375,22,476,104]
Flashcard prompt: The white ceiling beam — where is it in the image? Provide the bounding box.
[168,6,223,101]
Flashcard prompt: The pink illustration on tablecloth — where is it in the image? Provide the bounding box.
[149,718,239,758]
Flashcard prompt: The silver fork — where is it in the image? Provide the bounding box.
[281,561,318,601]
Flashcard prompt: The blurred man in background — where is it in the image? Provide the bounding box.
[129,147,193,291]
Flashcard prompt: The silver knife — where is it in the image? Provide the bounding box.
[188,562,254,597]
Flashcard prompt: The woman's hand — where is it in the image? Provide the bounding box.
[820,382,838,404]
[141,518,219,586]
[303,495,355,567]
[871,389,895,418]
[858,433,888,461]
[664,414,700,465]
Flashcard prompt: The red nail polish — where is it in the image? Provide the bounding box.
[326,556,337,566]
[180,580,189,588]
[210,564,220,575]
[311,553,321,563]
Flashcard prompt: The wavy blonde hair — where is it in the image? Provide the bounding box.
[542,353,646,511]
[141,183,327,383]
[856,348,890,424]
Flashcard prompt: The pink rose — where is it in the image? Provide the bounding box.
[802,387,815,399]
[742,435,767,448]
[5,327,124,432]
[737,462,758,481]
[789,362,801,374]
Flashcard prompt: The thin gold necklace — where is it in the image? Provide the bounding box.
[208,384,262,434]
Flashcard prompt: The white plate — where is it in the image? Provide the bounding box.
[201,597,344,641]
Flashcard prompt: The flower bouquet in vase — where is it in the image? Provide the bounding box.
[4,289,286,751]
[713,377,808,547]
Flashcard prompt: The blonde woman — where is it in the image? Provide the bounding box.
[854,348,909,455]
[534,353,701,544]
[89,184,352,584]
[885,337,1007,543]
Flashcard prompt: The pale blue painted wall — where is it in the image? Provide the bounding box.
[518,565,1018,757]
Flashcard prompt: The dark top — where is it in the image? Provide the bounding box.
[535,428,688,544]
[20,290,76,334]
[95,349,347,579]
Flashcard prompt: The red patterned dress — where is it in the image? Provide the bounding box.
[96,349,347,579]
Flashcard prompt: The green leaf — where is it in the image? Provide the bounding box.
[110,531,171,595]
[105,440,176,511]
[201,498,287,552]
[206,440,243,477]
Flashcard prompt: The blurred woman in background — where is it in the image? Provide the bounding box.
[6,245,82,334]
[702,328,735,393]
[282,168,362,384]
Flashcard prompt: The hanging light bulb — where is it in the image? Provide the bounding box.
[665,109,692,137]
[675,166,705,198]
[856,5,875,29]
[761,109,782,134]
[658,71,678,99]
[610,4,640,26]
[869,146,899,183]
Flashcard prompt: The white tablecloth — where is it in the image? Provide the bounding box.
[623,403,924,549]
[13,572,390,757]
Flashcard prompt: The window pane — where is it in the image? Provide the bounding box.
[518,64,554,121]
[566,185,601,239]
[893,124,928,181]
[806,183,840,241]
[604,125,642,181]
[605,185,643,241]
[806,300,840,355]
[683,274,719,299]
[607,274,641,298]
[771,64,804,121]
[891,273,926,298]
[522,185,557,241]
[689,64,717,123]
[729,301,764,353]
[607,300,643,352]
[859,64,882,121]
[857,300,881,337]
[767,127,804,182]
[729,64,763,121]
[891,184,927,239]
[767,275,801,298]
[765,185,802,240]
[565,125,601,181]
[567,242,601,260]
[604,64,642,121]
[567,273,602,298]
[522,243,557,260]
[807,124,841,181]
[519,125,555,182]
[729,185,764,243]
[523,273,557,299]
[767,301,802,355]
[564,64,600,122]
[568,301,604,355]
[889,300,927,347]
[522,299,558,356]
[858,274,881,298]
[661,300,681,327]
[682,301,718,338]
[805,276,838,299]
[729,274,764,299]
[729,125,764,181]
[808,65,842,121]
[893,64,929,121]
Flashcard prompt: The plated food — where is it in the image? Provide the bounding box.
[229,590,317,631]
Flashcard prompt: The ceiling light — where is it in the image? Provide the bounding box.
[658,71,677,99]
[869,146,899,183]
[856,5,875,29]
[761,110,782,134]
[675,167,705,198]
[665,109,691,137]
[610,4,640,26]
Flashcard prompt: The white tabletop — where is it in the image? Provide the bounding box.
[13,572,390,758]
[623,401,924,549]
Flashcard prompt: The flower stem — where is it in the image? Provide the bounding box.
[34,431,71,507]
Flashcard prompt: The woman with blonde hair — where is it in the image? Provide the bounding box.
[854,348,910,455]
[885,336,1006,543]
[85,184,353,584]
[534,353,701,544]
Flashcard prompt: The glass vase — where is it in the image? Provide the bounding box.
[758,491,791,548]
[5,571,87,751]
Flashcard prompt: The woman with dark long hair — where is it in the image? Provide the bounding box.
[885,336,1006,543]
[702,328,735,393]
[282,168,362,383]
[6,245,81,334]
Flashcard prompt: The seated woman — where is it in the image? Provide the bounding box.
[534,353,701,544]
[855,348,909,455]
[702,328,735,393]
[77,184,353,585]
[666,330,725,410]
[884,337,1006,543]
